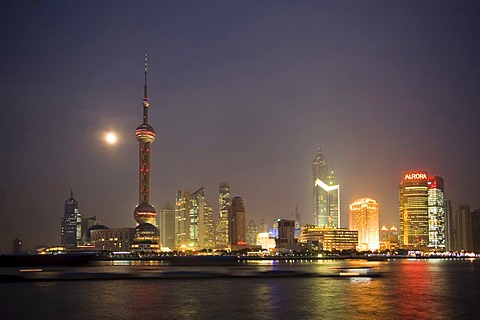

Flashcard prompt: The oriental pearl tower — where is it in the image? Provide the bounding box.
[132,53,160,252]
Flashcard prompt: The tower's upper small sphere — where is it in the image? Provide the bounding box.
[142,98,150,107]
[135,124,156,143]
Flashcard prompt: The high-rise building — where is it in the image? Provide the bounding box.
[189,187,203,248]
[175,189,191,249]
[456,203,472,251]
[444,200,456,251]
[228,196,247,247]
[131,54,160,252]
[428,176,445,249]
[381,226,389,241]
[199,197,214,249]
[349,198,379,251]
[216,182,231,248]
[313,148,340,227]
[80,215,101,245]
[389,226,398,248]
[379,226,399,251]
[471,209,480,253]
[260,218,268,233]
[399,171,445,249]
[61,190,82,249]
[277,219,296,249]
[160,202,175,249]
[188,187,214,249]
[455,205,480,252]
[247,220,258,245]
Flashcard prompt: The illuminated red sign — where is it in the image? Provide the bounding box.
[404,172,428,180]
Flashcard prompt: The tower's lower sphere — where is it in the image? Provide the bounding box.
[132,223,160,252]
[134,203,157,225]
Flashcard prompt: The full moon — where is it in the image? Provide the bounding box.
[105,132,118,144]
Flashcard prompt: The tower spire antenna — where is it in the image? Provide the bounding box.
[144,51,148,99]
[70,189,73,199]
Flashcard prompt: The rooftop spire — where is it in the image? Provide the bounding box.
[144,52,148,99]
[70,189,74,199]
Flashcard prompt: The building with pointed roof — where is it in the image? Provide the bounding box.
[313,148,340,227]
[61,189,82,249]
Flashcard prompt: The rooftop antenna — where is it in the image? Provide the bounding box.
[144,51,148,99]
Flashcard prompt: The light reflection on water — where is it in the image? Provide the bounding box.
[2,259,479,319]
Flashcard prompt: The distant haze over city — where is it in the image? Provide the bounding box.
[1,1,480,252]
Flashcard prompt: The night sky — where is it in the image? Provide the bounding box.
[1,1,480,252]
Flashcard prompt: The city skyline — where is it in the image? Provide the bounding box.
[1,1,480,252]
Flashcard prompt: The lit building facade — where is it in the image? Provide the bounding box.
[189,187,203,248]
[257,232,276,250]
[228,196,247,247]
[399,171,445,249]
[175,189,191,249]
[298,226,358,251]
[61,190,82,249]
[216,182,231,248]
[131,54,160,252]
[379,226,398,251]
[91,228,134,252]
[160,202,175,249]
[349,198,379,251]
[277,219,296,249]
[313,148,340,227]
[188,187,214,250]
[199,198,214,249]
[427,176,445,249]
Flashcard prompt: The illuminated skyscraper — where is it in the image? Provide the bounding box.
[160,202,175,249]
[61,190,82,249]
[131,54,160,252]
[228,196,247,247]
[216,182,231,248]
[199,197,214,249]
[175,189,191,249]
[399,171,445,249]
[427,176,445,249]
[349,198,379,251]
[313,148,340,227]
[188,187,214,249]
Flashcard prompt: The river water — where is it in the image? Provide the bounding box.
[1,258,479,319]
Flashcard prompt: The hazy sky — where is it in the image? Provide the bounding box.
[1,1,480,252]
